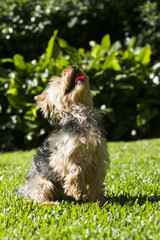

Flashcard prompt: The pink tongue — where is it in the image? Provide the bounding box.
[75,76,84,83]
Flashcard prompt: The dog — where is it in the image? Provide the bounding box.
[17,66,110,206]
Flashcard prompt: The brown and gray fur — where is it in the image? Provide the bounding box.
[17,66,110,206]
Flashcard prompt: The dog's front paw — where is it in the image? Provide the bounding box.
[90,195,106,206]
[65,187,88,202]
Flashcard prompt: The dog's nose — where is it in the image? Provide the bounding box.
[70,66,78,70]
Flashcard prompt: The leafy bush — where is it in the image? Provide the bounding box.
[136,1,160,61]
[2,0,160,61]
[82,36,160,141]
[1,31,160,150]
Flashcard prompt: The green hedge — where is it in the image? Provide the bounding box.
[1,0,160,62]
[1,31,160,150]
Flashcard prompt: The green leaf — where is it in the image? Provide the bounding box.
[24,106,38,121]
[56,57,69,68]
[128,37,136,49]
[7,94,27,109]
[46,30,58,59]
[102,52,121,71]
[7,88,18,96]
[0,58,13,63]
[135,45,151,65]
[122,50,134,61]
[91,45,101,58]
[13,54,26,70]
[77,48,85,58]
[100,34,111,51]
[109,41,121,52]
[58,38,68,48]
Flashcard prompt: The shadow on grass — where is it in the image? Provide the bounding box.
[105,194,160,206]
[59,194,160,207]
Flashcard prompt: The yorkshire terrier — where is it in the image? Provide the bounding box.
[17,66,110,206]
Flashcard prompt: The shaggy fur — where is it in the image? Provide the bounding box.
[17,66,110,206]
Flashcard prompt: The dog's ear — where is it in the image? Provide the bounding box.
[34,92,48,102]
[34,92,50,118]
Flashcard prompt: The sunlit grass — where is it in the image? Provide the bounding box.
[0,139,160,239]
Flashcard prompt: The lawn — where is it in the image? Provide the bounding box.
[0,139,160,239]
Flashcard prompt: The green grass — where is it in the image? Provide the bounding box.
[0,139,160,240]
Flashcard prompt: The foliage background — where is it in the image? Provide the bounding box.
[0,0,160,150]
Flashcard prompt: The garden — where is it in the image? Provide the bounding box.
[0,0,160,239]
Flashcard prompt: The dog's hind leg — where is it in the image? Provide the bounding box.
[17,175,61,206]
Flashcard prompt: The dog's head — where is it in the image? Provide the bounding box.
[35,66,93,119]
